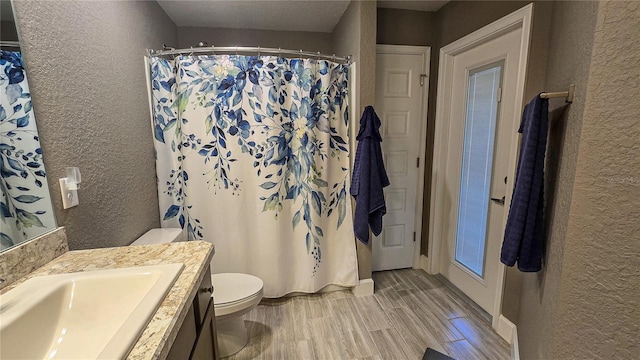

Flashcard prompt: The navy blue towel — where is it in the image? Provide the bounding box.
[350,106,390,245]
[500,95,549,272]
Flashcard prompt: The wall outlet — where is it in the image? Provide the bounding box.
[59,178,79,209]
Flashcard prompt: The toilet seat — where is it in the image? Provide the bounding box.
[211,273,263,318]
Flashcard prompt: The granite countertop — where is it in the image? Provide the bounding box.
[0,240,215,360]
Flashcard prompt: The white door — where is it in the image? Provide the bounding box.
[373,45,429,271]
[435,17,529,314]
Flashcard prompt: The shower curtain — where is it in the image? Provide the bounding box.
[0,50,55,250]
[148,54,358,296]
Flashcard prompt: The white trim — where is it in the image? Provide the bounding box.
[144,57,155,137]
[349,61,359,162]
[496,314,515,343]
[512,325,520,360]
[352,278,375,297]
[495,315,519,359]
[427,3,534,326]
[419,254,431,273]
[375,44,431,270]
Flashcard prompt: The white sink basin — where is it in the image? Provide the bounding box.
[0,263,184,360]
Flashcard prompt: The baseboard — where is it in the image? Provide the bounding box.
[419,254,430,272]
[511,326,520,360]
[352,278,374,297]
[494,315,519,359]
[495,315,514,342]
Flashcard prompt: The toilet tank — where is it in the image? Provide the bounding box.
[131,228,183,246]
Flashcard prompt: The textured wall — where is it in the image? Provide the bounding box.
[332,1,361,109]
[552,1,640,358]
[12,0,177,250]
[500,0,554,323]
[358,0,376,279]
[359,0,376,111]
[514,2,599,358]
[332,0,368,279]
[332,0,377,280]
[177,27,333,54]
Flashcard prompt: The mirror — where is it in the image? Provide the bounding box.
[0,0,56,252]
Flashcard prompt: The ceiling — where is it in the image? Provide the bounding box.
[158,0,450,33]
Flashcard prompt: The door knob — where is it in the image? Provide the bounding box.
[490,196,505,205]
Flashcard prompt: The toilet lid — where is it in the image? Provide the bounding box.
[211,273,264,305]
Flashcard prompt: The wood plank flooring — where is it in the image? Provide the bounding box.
[227,269,510,360]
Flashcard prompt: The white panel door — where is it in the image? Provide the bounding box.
[373,45,429,271]
[439,24,523,313]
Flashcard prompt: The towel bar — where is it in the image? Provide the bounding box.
[540,84,575,103]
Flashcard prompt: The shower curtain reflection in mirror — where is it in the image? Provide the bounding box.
[148,54,358,296]
[0,50,56,251]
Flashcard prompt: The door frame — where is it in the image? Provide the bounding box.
[427,4,533,328]
[375,44,430,269]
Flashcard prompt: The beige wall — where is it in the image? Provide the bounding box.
[332,0,377,280]
[514,1,600,358]
[177,27,333,54]
[377,8,435,47]
[359,0,376,111]
[1,20,19,41]
[552,1,639,358]
[496,0,554,322]
[12,0,177,249]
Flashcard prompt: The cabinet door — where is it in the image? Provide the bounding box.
[191,300,217,360]
[194,266,213,326]
[166,305,197,360]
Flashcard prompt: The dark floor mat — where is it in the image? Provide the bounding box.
[422,348,456,360]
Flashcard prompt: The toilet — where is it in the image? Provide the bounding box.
[132,229,264,358]
[210,273,263,357]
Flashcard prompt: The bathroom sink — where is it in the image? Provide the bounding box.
[0,263,184,360]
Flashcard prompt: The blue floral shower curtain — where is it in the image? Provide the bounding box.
[0,51,55,250]
[149,55,358,296]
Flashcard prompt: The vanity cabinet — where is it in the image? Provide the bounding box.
[167,266,219,360]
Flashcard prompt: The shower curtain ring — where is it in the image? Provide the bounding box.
[258,46,261,57]
[235,46,238,56]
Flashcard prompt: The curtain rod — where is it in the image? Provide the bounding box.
[540,84,575,103]
[147,43,352,64]
[0,41,20,48]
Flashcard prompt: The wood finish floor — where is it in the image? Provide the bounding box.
[227,269,510,360]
